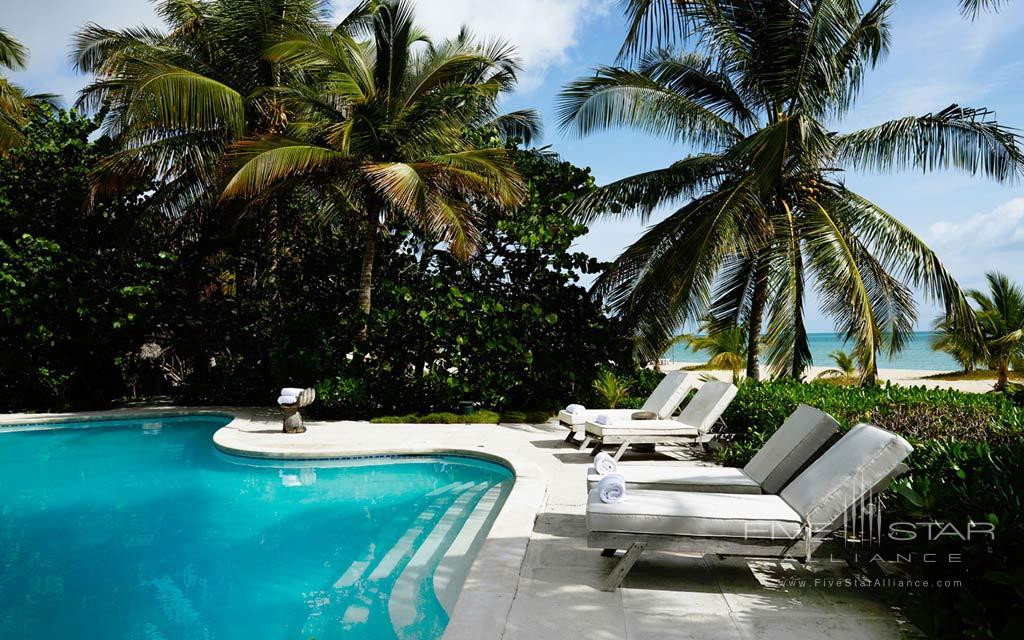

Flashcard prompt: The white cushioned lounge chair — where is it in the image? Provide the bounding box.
[585,405,839,494]
[587,423,912,590]
[580,380,738,461]
[558,371,696,444]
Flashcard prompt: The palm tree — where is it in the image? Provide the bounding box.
[930,316,984,373]
[968,272,1024,391]
[558,0,1023,384]
[218,0,531,320]
[673,321,746,382]
[817,349,858,380]
[1,29,35,152]
[72,0,339,248]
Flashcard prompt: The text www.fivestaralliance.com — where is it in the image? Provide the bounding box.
[777,578,963,588]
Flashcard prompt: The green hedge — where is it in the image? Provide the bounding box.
[717,379,1024,639]
[717,379,1022,465]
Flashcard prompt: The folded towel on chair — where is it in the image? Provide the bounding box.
[565,403,585,414]
[278,394,299,406]
[593,452,618,475]
[281,387,304,397]
[594,414,615,425]
[597,474,626,503]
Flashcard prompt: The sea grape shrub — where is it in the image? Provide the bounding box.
[716,379,1024,639]
[311,147,633,417]
[0,108,176,410]
[718,379,1022,466]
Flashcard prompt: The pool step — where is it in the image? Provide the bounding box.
[432,483,506,615]
[388,482,492,638]
[300,481,475,639]
[332,481,471,589]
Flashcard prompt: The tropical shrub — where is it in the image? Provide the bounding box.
[591,369,632,408]
[715,379,1024,639]
[0,108,176,410]
[717,379,1022,467]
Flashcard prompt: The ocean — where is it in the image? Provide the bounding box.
[665,331,959,371]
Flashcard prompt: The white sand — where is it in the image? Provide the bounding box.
[660,362,997,394]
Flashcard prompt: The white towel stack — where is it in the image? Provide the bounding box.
[594,414,614,425]
[597,474,626,504]
[565,403,586,414]
[278,387,303,406]
[593,452,618,475]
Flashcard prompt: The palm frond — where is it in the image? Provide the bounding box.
[221,138,351,199]
[568,154,726,224]
[557,65,743,147]
[593,177,763,361]
[0,28,29,70]
[960,0,1012,19]
[836,104,1024,182]
[477,109,542,145]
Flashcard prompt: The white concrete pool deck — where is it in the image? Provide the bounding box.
[1,407,921,639]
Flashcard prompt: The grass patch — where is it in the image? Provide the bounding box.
[370,410,501,424]
[498,410,553,424]
[368,408,553,424]
[924,369,1024,381]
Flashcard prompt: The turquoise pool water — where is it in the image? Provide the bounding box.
[0,415,513,639]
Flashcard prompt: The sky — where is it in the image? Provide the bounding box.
[6,0,1024,332]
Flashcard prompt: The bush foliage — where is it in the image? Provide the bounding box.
[1,109,632,415]
[716,379,1024,639]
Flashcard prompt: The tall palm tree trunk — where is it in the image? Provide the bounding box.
[996,357,1010,391]
[862,362,878,386]
[357,214,378,320]
[745,259,769,380]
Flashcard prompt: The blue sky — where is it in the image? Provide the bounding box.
[7,0,1024,331]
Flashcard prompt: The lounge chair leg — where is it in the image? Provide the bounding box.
[600,549,618,557]
[578,436,592,452]
[602,542,646,591]
[563,430,577,443]
[611,441,631,462]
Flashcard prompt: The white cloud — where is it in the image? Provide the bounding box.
[928,197,1024,288]
[333,0,609,91]
[5,0,158,100]
[930,197,1024,250]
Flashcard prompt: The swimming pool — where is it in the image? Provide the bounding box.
[0,414,514,639]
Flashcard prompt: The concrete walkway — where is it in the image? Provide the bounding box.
[210,412,920,640]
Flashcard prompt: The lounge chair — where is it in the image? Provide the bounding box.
[585,405,839,494]
[586,423,912,590]
[579,380,738,461]
[557,371,696,444]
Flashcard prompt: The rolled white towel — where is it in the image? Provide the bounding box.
[565,403,585,414]
[277,394,299,406]
[594,414,614,425]
[281,387,304,397]
[593,452,617,475]
[597,474,626,504]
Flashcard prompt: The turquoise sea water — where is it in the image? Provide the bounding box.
[665,331,959,371]
[0,415,513,640]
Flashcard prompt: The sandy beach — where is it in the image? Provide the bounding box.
[660,362,998,393]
